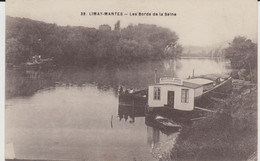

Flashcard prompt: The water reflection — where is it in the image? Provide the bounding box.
[6,58,230,99]
[118,105,135,123]
[147,126,160,148]
[176,58,230,78]
[117,96,173,149]
[163,59,178,77]
[118,89,147,123]
[118,104,145,123]
[26,69,41,80]
[6,58,231,160]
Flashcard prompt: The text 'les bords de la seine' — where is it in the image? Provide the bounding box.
[81,12,177,16]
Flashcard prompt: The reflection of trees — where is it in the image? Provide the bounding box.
[147,126,160,148]
[118,103,145,123]
[118,105,135,123]
[26,69,41,80]
[6,59,184,98]
[163,59,178,77]
[6,69,56,98]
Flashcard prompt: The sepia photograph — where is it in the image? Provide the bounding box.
[4,0,258,161]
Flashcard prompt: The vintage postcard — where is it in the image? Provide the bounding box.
[4,0,258,161]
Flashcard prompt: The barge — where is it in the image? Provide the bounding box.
[118,74,232,120]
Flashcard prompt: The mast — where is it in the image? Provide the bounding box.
[154,69,157,83]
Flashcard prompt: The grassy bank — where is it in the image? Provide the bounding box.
[170,86,257,161]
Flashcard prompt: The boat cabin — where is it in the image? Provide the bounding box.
[148,77,204,111]
[148,74,232,112]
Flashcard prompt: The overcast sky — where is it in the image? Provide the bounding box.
[6,0,257,47]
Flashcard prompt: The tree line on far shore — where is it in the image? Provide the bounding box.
[6,16,257,82]
[6,16,182,67]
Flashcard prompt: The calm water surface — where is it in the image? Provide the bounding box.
[5,58,231,160]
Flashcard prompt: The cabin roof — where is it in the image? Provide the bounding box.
[182,81,203,88]
[194,74,230,81]
[150,77,204,89]
[184,78,214,85]
[151,81,202,89]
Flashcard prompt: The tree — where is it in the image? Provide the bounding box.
[6,16,183,66]
[6,38,27,65]
[225,36,257,81]
[114,20,120,31]
[99,24,111,31]
[164,43,183,58]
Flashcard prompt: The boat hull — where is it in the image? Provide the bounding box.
[195,77,232,107]
[145,114,181,135]
[118,89,148,107]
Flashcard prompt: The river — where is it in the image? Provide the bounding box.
[5,58,231,161]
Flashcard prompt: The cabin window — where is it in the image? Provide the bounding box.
[181,89,189,103]
[154,87,161,100]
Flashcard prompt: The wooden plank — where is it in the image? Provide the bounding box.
[118,103,133,107]
[190,117,207,121]
[194,106,217,113]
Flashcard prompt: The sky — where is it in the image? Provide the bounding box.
[6,0,258,47]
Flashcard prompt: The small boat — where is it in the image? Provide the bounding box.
[26,61,43,67]
[154,115,182,129]
[145,114,182,135]
[26,55,54,68]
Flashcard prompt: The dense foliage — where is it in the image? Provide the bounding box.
[171,89,257,161]
[224,36,257,81]
[6,16,182,66]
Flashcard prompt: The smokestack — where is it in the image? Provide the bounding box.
[155,69,157,83]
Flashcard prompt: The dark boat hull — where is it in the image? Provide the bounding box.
[195,77,232,107]
[118,89,148,107]
[145,106,205,122]
[118,89,148,122]
[145,115,181,135]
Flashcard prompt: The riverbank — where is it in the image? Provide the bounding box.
[169,84,257,161]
